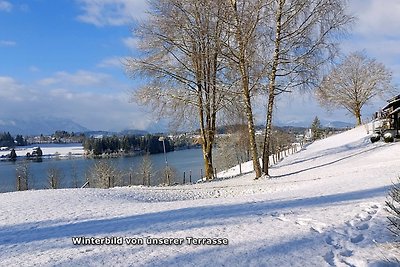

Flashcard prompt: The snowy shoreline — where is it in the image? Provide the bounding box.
[0,125,399,266]
[0,143,85,160]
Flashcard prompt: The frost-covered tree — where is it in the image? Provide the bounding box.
[139,153,152,186]
[47,167,63,189]
[16,160,29,191]
[316,51,396,125]
[125,0,234,180]
[223,0,266,179]
[87,161,122,188]
[261,0,352,176]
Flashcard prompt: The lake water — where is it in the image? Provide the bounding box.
[0,148,205,193]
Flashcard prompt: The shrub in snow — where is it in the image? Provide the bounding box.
[384,132,394,143]
[159,165,177,186]
[47,167,63,189]
[86,161,122,188]
[386,178,400,261]
[370,134,380,143]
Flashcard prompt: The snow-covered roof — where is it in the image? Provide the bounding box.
[389,106,400,115]
[383,94,400,110]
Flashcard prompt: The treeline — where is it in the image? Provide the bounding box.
[82,135,173,156]
[52,131,86,143]
[0,132,27,147]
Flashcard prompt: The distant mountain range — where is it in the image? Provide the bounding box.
[0,116,354,136]
[84,129,149,137]
[0,117,151,137]
[0,117,90,136]
[274,119,354,129]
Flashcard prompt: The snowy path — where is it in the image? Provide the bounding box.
[0,126,399,266]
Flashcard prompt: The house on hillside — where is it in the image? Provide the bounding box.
[371,94,400,142]
[382,94,400,138]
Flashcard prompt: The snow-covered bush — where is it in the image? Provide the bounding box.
[387,180,400,236]
[384,132,394,143]
[386,178,400,262]
[370,133,380,143]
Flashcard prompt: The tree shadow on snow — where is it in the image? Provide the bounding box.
[0,185,390,247]
[276,137,390,169]
[270,145,384,179]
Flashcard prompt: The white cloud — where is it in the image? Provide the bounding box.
[0,75,152,131]
[76,0,148,27]
[274,90,380,126]
[37,70,112,87]
[340,0,400,88]
[0,1,12,12]
[349,0,400,37]
[0,40,16,47]
[0,76,24,100]
[97,57,123,68]
[122,37,139,50]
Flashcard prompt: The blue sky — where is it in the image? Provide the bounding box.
[0,0,399,132]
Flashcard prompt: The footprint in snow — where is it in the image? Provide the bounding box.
[339,249,353,257]
[325,235,342,249]
[356,223,369,231]
[371,204,379,209]
[323,250,336,266]
[350,234,364,244]
[271,212,290,222]
[295,218,327,233]
[356,213,372,222]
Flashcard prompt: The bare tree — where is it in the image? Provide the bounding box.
[70,161,80,188]
[16,160,29,191]
[47,167,63,189]
[223,0,266,179]
[316,51,396,125]
[261,0,352,175]
[139,153,153,186]
[125,0,233,180]
[86,161,122,189]
[215,128,250,172]
[160,165,177,186]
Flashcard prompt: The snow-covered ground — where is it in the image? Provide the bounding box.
[0,125,399,266]
[0,144,84,158]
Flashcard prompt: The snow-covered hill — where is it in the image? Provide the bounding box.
[0,117,90,135]
[0,125,399,266]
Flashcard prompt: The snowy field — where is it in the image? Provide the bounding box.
[0,144,84,158]
[0,125,399,266]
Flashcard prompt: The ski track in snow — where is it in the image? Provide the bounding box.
[0,124,400,266]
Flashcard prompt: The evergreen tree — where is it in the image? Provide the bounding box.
[9,148,17,161]
[0,132,15,147]
[311,116,322,141]
[15,135,26,146]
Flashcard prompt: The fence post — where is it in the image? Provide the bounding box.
[183,171,186,184]
[214,168,217,179]
[189,170,192,183]
[17,175,21,191]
